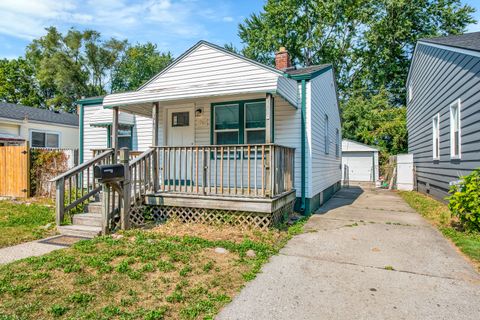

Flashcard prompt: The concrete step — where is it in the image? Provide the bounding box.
[58,225,101,238]
[84,202,102,214]
[72,213,102,227]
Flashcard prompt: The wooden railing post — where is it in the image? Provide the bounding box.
[119,148,131,230]
[202,148,207,195]
[101,184,110,235]
[55,178,65,225]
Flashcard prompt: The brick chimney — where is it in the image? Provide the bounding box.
[275,47,291,70]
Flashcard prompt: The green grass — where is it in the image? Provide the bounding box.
[399,191,480,270]
[0,220,304,319]
[0,200,56,248]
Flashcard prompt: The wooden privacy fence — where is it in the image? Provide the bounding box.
[0,145,29,197]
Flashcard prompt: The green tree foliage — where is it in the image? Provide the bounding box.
[0,27,170,112]
[111,43,173,92]
[0,58,42,106]
[342,89,407,161]
[237,0,475,157]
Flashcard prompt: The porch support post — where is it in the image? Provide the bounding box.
[112,107,119,163]
[152,102,160,192]
[119,147,131,230]
[265,93,274,143]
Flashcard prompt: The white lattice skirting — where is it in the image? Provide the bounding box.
[128,200,294,230]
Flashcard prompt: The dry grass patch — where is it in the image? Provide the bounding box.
[0,220,303,319]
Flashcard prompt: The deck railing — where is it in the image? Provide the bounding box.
[153,144,295,198]
[51,149,115,225]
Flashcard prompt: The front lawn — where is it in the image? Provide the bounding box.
[0,199,56,248]
[0,220,302,319]
[399,191,480,270]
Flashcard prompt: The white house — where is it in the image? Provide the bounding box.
[71,40,341,229]
[0,103,78,148]
[342,139,379,185]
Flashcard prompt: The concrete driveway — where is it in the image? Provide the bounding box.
[217,186,480,320]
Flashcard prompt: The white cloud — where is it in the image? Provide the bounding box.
[0,0,235,46]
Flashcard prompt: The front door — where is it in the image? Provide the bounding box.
[167,107,195,146]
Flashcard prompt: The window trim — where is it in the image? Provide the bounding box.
[244,101,266,144]
[432,113,440,160]
[29,129,61,148]
[324,114,329,154]
[449,99,461,159]
[335,128,340,158]
[210,98,266,145]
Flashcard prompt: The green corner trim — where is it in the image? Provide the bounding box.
[300,79,307,211]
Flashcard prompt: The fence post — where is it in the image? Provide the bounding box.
[101,185,109,235]
[119,148,131,230]
[55,178,65,225]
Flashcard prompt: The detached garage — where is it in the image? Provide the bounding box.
[342,139,379,185]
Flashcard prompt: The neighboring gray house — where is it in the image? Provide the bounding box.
[406,32,480,200]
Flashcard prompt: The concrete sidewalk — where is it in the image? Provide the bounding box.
[0,237,66,265]
[217,187,480,320]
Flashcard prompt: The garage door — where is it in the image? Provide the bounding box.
[342,151,374,182]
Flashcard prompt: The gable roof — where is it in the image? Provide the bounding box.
[0,103,78,126]
[420,32,480,53]
[342,139,379,152]
[285,64,331,77]
[139,40,284,90]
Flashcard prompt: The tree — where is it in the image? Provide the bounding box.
[0,58,42,107]
[342,88,407,160]
[111,43,173,92]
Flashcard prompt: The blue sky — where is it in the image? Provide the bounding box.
[0,0,479,59]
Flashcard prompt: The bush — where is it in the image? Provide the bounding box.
[448,169,480,231]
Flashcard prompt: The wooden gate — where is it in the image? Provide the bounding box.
[0,145,29,197]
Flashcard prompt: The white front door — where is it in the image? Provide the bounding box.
[166,107,195,146]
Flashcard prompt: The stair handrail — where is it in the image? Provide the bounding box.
[51,148,115,225]
[129,147,156,204]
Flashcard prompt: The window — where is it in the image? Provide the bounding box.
[172,112,189,127]
[450,100,461,158]
[408,85,413,102]
[245,101,266,144]
[432,114,440,159]
[108,126,132,149]
[31,131,60,148]
[335,129,340,157]
[214,104,239,144]
[213,100,266,145]
[324,115,329,154]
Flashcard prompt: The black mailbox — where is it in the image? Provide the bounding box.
[94,164,125,182]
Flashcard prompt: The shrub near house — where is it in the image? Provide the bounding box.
[448,168,480,231]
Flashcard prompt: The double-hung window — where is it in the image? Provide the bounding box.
[432,114,440,159]
[213,100,266,145]
[31,130,60,148]
[450,100,461,158]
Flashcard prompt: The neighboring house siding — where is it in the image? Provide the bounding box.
[309,70,342,197]
[0,119,78,148]
[407,43,480,199]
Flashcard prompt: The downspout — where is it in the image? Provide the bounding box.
[300,79,307,213]
[79,104,84,164]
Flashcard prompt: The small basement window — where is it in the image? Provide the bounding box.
[450,100,461,158]
[31,131,60,148]
[432,114,440,159]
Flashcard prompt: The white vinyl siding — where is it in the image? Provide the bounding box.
[450,99,461,158]
[432,114,440,159]
[309,70,342,197]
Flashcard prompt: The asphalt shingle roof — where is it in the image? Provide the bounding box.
[420,32,480,53]
[285,64,331,76]
[0,103,78,126]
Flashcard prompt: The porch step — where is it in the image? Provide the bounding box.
[58,225,101,238]
[84,202,102,214]
[72,213,102,227]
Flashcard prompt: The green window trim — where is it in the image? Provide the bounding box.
[210,98,267,145]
